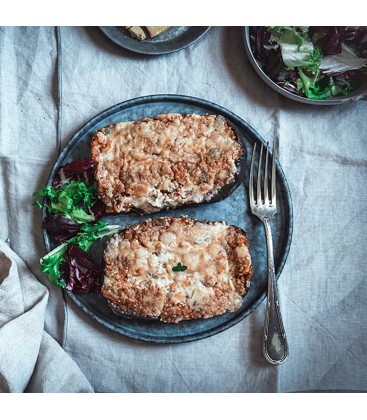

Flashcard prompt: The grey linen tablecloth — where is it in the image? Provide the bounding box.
[0,240,92,392]
[0,26,366,392]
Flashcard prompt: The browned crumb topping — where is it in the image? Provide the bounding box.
[102,216,254,323]
[91,113,242,214]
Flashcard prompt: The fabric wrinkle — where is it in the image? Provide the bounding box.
[0,240,93,392]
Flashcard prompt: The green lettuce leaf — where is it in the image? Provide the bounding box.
[33,180,97,223]
[296,68,331,100]
[319,44,367,73]
[268,27,322,70]
[280,41,316,69]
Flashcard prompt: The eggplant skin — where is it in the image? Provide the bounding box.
[102,216,254,323]
[91,113,245,215]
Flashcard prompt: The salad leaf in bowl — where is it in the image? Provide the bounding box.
[245,26,367,103]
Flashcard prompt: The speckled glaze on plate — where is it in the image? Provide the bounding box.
[99,26,211,55]
[43,94,293,343]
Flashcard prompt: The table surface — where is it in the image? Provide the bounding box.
[0,26,366,392]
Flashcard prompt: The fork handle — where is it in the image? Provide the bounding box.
[263,218,289,365]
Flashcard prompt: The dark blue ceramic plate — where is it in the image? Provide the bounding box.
[43,94,293,343]
[99,26,211,55]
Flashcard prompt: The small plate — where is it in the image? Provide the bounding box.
[43,94,293,343]
[99,26,211,55]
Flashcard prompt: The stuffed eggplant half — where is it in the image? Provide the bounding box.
[101,216,254,323]
[91,113,245,215]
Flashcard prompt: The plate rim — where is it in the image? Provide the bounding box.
[99,26,211,55]
[43,93,293,343]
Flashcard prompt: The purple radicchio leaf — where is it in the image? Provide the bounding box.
[309,26,344,56]
[61,243,101,293]
[53,157,95,188]
[319,44,367,74]
[285,69,299,85]
[264,50,283,80]
[42,214,81,243]
[344,26,359,42]
[325,70,358,79]
[355,28,367,58]
[252,27,272,62]
[277,81,302,95]
[277,69,304,95]
[90,199,106,221]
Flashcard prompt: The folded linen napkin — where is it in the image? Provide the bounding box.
[0,240,93,392]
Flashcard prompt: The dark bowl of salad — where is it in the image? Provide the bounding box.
[244,26,367,105]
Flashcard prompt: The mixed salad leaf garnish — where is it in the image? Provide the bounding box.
[34,158,122,293]
[251,26,367,100]
[40,222,122,291]
[34,158,105,232]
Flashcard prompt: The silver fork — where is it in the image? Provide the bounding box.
[249,142,288,365]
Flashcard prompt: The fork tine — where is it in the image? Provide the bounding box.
[249,143,256,208]
[257,143,263,205]
[271,142,276,206]
[264,143,269,206]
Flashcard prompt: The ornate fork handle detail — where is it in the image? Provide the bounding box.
[262,218,288,364]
